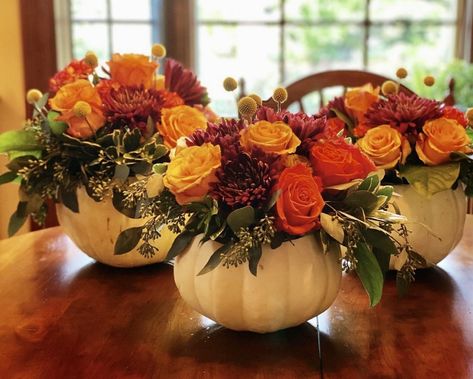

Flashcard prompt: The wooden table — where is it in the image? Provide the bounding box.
[0,218,472,379]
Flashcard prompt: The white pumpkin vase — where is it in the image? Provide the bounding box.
[174,234,342,333]
[389,184,466,268]
[56,187,176,267]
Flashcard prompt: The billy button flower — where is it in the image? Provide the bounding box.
[26,89,43,104]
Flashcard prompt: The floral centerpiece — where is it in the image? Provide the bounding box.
[0,44,214,267]
[116,85,418,332]
[320,70,473,266]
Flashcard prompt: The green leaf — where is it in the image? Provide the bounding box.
[265,189,281,211]
[123,129,141,153]
[358,175,380,192]
[60,188,79,213]
[114,227,143,255]
[466,127,473,144]
[331,108,354,131]
[399,163,460,197]
[370,209,408,223]
[111,189,142,218]
[114,164,130,181]
[197,243,231,275]
[376,185,394,202]
[344,190,379,214]
[248,244,263,276]
[0,130,40,153]
[47,111,68,135]
[396,273,410,297]
[354,242,384,307]
[152,163,168,174]
[0,171,17,185]
[363,228,397,256]
[226,206,256,234]
[166,230,196,260]
[320,213,344,243]
[373,248,391,275]
[8,207,28,237]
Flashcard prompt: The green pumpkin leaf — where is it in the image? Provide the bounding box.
[344,190,379,214]
[226,206,256,234]
[0,171,18,185]
[166,230,196,260]
[8,207,28,237]
[114,226,143,255]
[399,163,460,197]
[248,243,263,276]
[0,130,40,153]
[60,188,79,213]
[358,175,380,192]
[47,111,68,135]
[197,242,231,275]
[354,242,384,307]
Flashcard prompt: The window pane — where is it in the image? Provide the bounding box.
[285,0,365,21]
[370,0,457,21]
[285,25,364,83]
[72,23,109,60]
[70,0,107,20]
[197,0,280,22]
[368,24,455,75]
[197,25,280,116]
[110,0,152,20]
[112,24,152,54]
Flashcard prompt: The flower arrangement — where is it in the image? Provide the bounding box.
[0,45,213,241]
[116,84,421,305]
[319,71,473,198]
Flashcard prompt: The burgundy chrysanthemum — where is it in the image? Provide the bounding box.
[256,106,326,154]
[101,86,163,133]
[165,59,209,106]
[365,92,444,134]
[187,118,245,160]
[317,95,350,119]
[212,152,273,209]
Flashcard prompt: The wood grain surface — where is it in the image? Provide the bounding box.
[0,217,472,378]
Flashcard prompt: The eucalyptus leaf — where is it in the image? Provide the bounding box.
[344,190,379,214]
[8,208,28,237]
[114,227,143,255]
[47,111,68,135]
[396,273,410,297]
[248,244,263,276]
[376,186,394,202]
[197,243,231,275]
[153,163,168,174]
[399,163,460,197]
[60,188,79,213]
[354,242,384,307]
[166,230,196,260]
[265,189,281,211]
[0,171,17,185]
[0,130,40,153]
[226,206,256,234]
[114,164,130,181]
[320,213,344,244]
[112,189,142,218]
[131,161,151,175]
[370,210,407,223]
[363,228,397,256]
[373,248,391,275]
[358,175,380,192]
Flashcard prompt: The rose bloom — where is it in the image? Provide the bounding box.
[275,164,325,235]
[240,120,301,155]
[344,83,380,123]
[357,124,411,169]
[164,143,221,205]
[158,105,208,148]
[310,139,376,186]
[108,53,157,88]
[49,79,105,138]
[416,117,472,166]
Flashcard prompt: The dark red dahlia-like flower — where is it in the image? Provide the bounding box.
[101,85,164,133]
[365,92,444,134]
[165,59,209,106]
[317,95,351,119]
[49,59,94,93]
[212,152,273,209]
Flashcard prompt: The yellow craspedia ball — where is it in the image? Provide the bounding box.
[381,80,399,96]
[223,77,238,92]
[272,87,288,103]
[26,89,43,104]
[84,51,98,68]
[248,93,262,107]
[238,96,257,117]
[466,108,473,123]
[151,43,166,58]
[424,75,435,87]
[72,101,92,118]
[396,67,408,79]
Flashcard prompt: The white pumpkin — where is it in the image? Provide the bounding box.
[56,187,176,267]
[173,234,342,333]
[389,184,466,268]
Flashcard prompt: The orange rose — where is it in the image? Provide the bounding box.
[357,125,411,169]
[164,143,221,205]
[310,139,376,186]
[49,79,104,138]
[416,117,472,165]
[344,83,380,123]
[240,120,301,155]
[275,164,325,235]
[108,54,157,88]
[158,105,208,148]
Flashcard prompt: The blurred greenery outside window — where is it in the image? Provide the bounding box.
[63,0,471,116]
